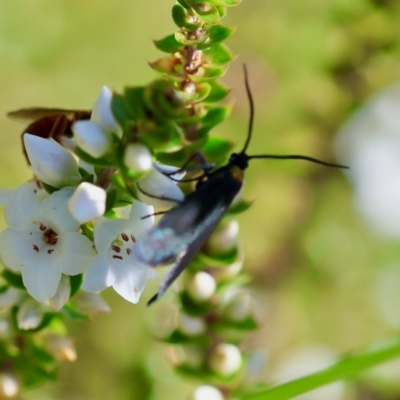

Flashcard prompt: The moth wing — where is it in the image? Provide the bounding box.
[147,203,226,305]
[7,108,89,122]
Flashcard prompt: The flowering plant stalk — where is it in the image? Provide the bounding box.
[2,1,400,399]
[0,0,259,398]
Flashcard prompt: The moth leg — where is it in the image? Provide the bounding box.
[136,183,183,205]
[160,152,215,183]
[140,210,168,220]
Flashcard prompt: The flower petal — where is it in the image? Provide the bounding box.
[40,187,79,233]
[138,169,184,208]
[68,183,106,224]
[128,200,154,233]
[112,259,150,304]
[0,229,40,272]
[91,86,121,134]
[81,254,115,292]
[5,183,41,230]
[73,120,111,158]
[93,218,130,250]
[57,232,95,275]
[21,257,62,302]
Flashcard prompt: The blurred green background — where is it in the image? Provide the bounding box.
[1,0,400,399]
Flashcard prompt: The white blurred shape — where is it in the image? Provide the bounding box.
[272,346,345,400]
[336,83,400,237]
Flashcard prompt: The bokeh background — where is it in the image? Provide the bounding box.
[1,0,400,399]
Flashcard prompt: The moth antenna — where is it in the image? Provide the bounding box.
[248,154,349,169]
[241,64,255,154]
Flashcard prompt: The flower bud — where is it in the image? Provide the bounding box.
[224,293,253,322]
[17,300,43,330]
[186,271,216,303]
[213,256,243,281]
[208,343,242,376]
[24,134,81,188]
[178,313,206,336]
[72,291,111,316]
[0,318,10,338]
[0,373,19,398]
[49,276,71,311]
[138,169,184,208]
[0,288,21,311]
[73,120,111,158]
[206,220,239,255]
[182,345,204,368]
[189,385,224,400]
[91,86,121,135]
[68,182,106,223]
[124,144,153,172]
[46,335,77,362]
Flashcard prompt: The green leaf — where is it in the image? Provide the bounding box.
[202,105,231,128]
[203,137,234,164]
[124,87,147,120]
[192,4,220,24]
[140,121,183,152]
[216,6,227,17]
[111,94,129,127]
[241,337,400,400]
[164,329,210,345]
[174,31,203,46]
[177,0,190,8]
[105,187,118,212]
[75,147,115,167]
[198,25,235,50]
[61,303,88,320]
[172,4,202,29]
[191,0,242,5]
[226,200,253,215]
[180,291,214,316]
[154,34,184,53]
[205,80,230,103]
[149,56,179,75]
[69,274,83,298]
[41,182,58,194]
[203,43,235,66]
[144,80,189,121]
[2,270,25,289]
[191,65,226,82]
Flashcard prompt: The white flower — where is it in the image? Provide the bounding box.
[68,182,106,224]
[81,200,156,303]
[24,134,81,188]
[0,184,95,302]
[124,143,153,172]
[137,163,186,208]
[335,83,400,237]
[72,86,121,158]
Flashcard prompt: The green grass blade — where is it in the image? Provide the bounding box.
[241,337,400,400]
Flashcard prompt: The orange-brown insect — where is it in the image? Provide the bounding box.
[8,108,91,162]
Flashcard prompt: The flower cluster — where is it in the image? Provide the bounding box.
[0,86,186,307]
